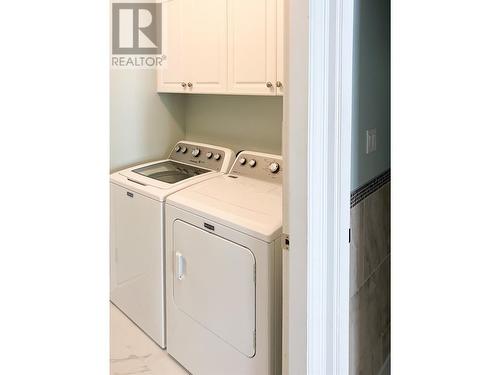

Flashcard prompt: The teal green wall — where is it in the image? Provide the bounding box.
[111,73,283,173]
[110,70,185,172]
[184,95,283,155]
[351,0,391,189]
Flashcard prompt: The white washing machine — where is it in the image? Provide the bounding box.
[110,141,235,348]
[165,151,283,375]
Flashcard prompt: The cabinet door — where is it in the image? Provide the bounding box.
[158,0,188,93]
[276,0,284,96]
[227,0,277,95]
[187,0,228,94]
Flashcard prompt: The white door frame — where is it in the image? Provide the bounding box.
[307,0,354,373]
[284,0,354,374]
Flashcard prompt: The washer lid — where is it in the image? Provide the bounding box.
[132,160,210,184]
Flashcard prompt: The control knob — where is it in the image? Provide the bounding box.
[239,157,247,165]
[192,148,200,157]
[269,162,280,173]
[181,146,187,153]
[214,153,221,161]
[206,152,213,159]
[174,145,181,152]
[248,159,257,167]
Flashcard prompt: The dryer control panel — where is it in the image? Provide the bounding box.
[229,151,283,183]
[169,141,234,172]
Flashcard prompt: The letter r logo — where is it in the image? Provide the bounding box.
[112,3,162,54]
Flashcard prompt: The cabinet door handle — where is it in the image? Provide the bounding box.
[276,81,283,88]
[181,82,187,88]
[266,81,273,88]
[187,82,193,88]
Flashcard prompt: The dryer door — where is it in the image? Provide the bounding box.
[173,220,256,357]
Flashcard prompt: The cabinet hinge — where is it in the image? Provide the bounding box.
[349,228,351,243]
[281,233,290,250]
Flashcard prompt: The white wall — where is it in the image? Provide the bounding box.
[184,95,283,155]
[110,69,185,172]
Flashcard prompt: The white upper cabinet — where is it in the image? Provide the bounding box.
[276,0,284,96]
[158,0,227,93]
[158,0,188,93]
[186,0,228,93]
[158,0,284,96]
[227,0,276,96]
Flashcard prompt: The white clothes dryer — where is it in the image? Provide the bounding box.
[110,141,235,348]
[165,151,283,375]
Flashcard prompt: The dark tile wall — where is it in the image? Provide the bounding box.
[350,182,390,375]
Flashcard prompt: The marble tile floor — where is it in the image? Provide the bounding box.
[110,303,189,375]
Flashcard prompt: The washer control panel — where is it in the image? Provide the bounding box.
[169,142,227,172]
[229,151,283,183]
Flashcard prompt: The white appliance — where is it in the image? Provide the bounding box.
[165,151,283,375]
[110,141,235,348]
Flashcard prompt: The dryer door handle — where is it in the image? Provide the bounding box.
[176,252,185,280]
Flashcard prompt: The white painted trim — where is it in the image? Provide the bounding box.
[282,0,309,373]
[307,1,354,375]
